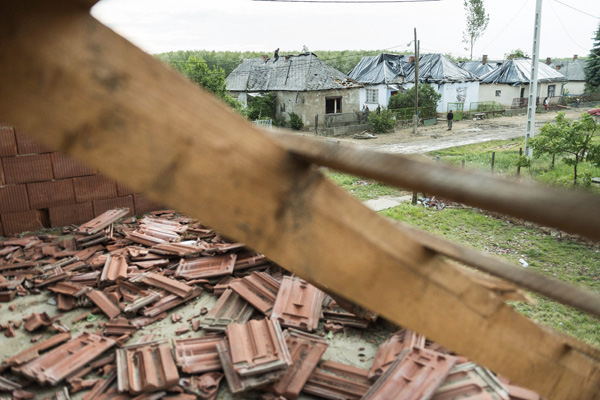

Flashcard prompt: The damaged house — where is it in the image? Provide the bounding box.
[479,58,568,108]
[226,53,361,128]
[404,53,481,113]
[347,53,410,110]
[549,55,588,96]
[459,55,502,78]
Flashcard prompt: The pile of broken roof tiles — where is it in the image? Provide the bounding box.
[0,208,544,400]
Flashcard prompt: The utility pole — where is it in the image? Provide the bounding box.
[413,28,419,136]
[524,0,543,157]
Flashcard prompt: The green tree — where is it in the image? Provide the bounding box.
[174,56,244,114]
[247,93,276,121]
[585,23,600,93]
[510,49,529,59]
[530,112,600,185]
[463,0,490,60]
[388,84,441,109]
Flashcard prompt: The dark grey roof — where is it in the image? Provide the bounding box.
[548,59,587,81]
[226,53,360,92]
[347,53,409,84]
[480,59,568,85]
[405,54,480,83]
[459,60,499,77]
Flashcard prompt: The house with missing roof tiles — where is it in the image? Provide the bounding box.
[404,53,481,113]
[349,53,480,114]
[347,53,410,111]
[459,55,502,78]
[226,53,361,129]
[549,55,587,95]
[479,58,568,108]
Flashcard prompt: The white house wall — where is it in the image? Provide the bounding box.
[562,81,585,96]
[479,84,521,107]
[479,82,568,107]
[360,84,388,111]
[404,81,479,113]
[438,82,480,113]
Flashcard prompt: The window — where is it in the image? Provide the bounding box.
[495,90,501,97]
[548,85,555,98]
[326,96,342,114]
[366,89,378,104]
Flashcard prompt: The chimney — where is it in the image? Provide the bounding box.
[482,55,488,65]
[509,54,515,60]
[573,54,578,61]
[409,56,415,63]
[546,57,551,65]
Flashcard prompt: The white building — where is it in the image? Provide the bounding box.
[479,58,568,108]
[404,54,481,113]
[347,53,410,111]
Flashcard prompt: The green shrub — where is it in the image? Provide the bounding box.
[289,112,304,130]
[368,108,396,133]
[273,116,287,127]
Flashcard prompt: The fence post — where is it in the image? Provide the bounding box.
[491,152,495,175]
[517,148,522,176]
[315,115,318,136]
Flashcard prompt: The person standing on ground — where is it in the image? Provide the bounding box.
[447,109,454,131]
[544,97,549,111]
[376,105,381,114]
[362,104,367,123]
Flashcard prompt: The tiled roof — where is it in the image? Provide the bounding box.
[549,59,587,81]
[226,53,361,92]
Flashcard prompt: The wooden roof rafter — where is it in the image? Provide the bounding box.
[0,2,599,399]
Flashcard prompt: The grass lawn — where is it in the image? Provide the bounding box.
[322,140,600,347]
[428,137,600,192]
[380,205,600,347]
[323,170,408,200]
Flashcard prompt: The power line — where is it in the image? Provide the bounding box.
[252,0,439,3]
[548,0,600,56]
[553,0,599,20]
[480,0,531,53]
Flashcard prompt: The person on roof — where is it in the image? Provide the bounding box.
[447,110,454,131]
[302,45,309,55]
[274,48,280,63]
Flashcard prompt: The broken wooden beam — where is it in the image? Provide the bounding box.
[0,4,598,399]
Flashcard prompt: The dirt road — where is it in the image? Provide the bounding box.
[329,109,584,154]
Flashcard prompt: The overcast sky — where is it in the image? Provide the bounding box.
[92,0,599,61]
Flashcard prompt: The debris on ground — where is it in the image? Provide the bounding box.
[353,132,377,140]
[0,208,543,399]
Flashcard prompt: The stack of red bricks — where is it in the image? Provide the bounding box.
[0,124,161,236]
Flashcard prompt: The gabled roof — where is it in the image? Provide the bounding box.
[347,53,409,84]
[405,54,480,84]
[480,59,568,86]
[548,59,587,81]
[459,60,499,78]
[226,53,360,92]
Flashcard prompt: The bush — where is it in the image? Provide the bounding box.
[289,112,304,130]
[388,83,441,109]
[273,116,287,127]
[368,108,396,133]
